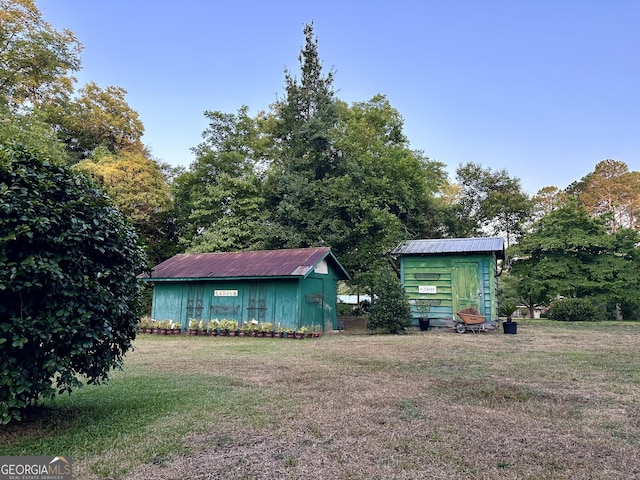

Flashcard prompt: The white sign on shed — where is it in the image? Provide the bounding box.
[418,285,437,294]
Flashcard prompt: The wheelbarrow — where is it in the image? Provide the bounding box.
[454,311,497,334]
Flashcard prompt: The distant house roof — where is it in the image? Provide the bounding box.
[391,237,505,259]
[337,294,372,305]
[142,247,350,281]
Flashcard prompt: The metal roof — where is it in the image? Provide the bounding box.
[391,237,505,259]
[142,247,350,280]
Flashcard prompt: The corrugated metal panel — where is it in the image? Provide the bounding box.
[392,237,504,258]
[144,247,343,279]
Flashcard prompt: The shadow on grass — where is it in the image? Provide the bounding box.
[0,371,250,459]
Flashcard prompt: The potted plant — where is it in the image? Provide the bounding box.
[312,324,322,338]
[220,319,238,336]
[286,327,296,339]
[208,318,220,336]
[227,320,239,336]
[149,320,159,335]
[197,319,208,335]
[219,318,230,336]
[274,325,285,338]
[297,325,309,339]
[499,302,518,334]
[260,322,274,338]
[238,321,250,336]
[139,317,152,333]
[171,321,182,335]
[243,319,259,337]
[188,318,199,335]
[413,299,432,331]
[159,319,171,335]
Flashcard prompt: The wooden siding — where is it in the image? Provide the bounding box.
[152,282,186,325]
[400,253,498,328]
[149,274,341,331]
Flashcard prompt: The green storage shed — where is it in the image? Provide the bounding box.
[141,247,350,332]
[390,237,505,328]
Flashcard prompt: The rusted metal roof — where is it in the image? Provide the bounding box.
[391,237,505,259]
[142,247,350,280]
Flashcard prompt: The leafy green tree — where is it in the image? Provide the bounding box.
[576,160,640,232]
[498,267,548,319]
[0,0,81,109]
[532,185,565,219]
[328,96,448,283]
[53,82,145,162]
[0,105,68,164]
[262,22,340,249]
[186,173,267,252]
[366,272,412,334]
[451,162,532,246]
[75,147,171,230]
[175,106,267,252]
[510,204,640,319]
[75,147,173,265]
[262,24,448,287]
[0,144,146,424]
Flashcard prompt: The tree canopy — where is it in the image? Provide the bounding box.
[3,2,640,325]
[174,24,450,287]
[510,204,640,319]
[451,162,532,246]
[0,0,81,109]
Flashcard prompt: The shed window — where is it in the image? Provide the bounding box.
[414,273,441,280]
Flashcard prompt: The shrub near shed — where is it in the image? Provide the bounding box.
[0,145,146,424]
[548,298,605,322]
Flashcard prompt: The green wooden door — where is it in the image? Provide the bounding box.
[185,283,205,321]
[452,262,481,314]
[247,282,267,323]
[301,278,324,330]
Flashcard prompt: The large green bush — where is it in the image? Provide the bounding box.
[366,274,412,334]
[0,145,146,424]
[548,298,604,322]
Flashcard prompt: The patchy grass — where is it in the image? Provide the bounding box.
[2,321,640,479]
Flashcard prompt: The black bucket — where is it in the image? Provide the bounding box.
[418,318,430,331]
[503,322,518,334]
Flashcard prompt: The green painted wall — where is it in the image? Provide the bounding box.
[400,253,498,327]
[149,271,341,331]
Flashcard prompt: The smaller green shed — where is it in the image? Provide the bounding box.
[141,247,350,332]
[390,237,505,328]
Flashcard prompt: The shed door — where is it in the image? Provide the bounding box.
[301,278,324,329]
[247,282,267,323]
[186,284,205,320]
[452,262,481,314]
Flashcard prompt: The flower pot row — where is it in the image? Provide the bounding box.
[139,327,321,338]
[143,327,181,335]
[184,328,320,339]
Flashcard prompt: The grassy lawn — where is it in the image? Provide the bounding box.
[2,320,640,479]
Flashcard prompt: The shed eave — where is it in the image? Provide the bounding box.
[143,275,306,282]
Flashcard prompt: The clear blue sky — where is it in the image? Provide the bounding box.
[39,0,639,194]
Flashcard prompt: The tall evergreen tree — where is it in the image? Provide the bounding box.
[269,22,338,179]
[261,23,447,287]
